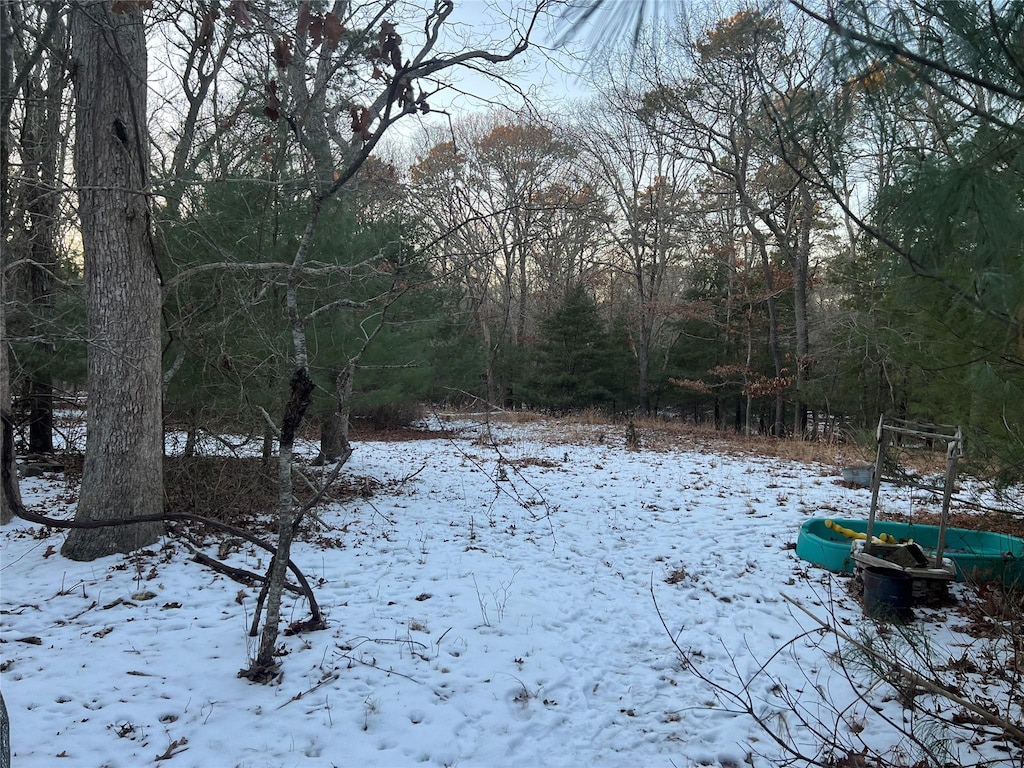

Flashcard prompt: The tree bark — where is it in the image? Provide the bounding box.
[0,2,17,526]
[61,0,163,560]
[791,180,814,436]
[0,686,8,768]
[0,294,19,526]
[319,361,353,463]
[22,22,66,454]
[247,367,314,679]
[745,212,786,436]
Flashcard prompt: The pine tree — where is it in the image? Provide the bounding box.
[522,285,616,412]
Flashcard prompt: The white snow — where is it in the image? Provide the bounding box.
[1,416,1018,767]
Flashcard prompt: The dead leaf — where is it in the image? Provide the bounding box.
[323,12,344,50]
[349,105,372,141]
[304,12,323,46]
[111,0,153,13]
[379,20,403,70]
[273,35,293,68]
[264,80,280,122]
[397,79,414,109]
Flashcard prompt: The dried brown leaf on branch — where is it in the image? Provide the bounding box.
[298,6,340,50]
[709,363,748,378]
[111,0,154,12]
[263,80,280,122]
[273,35,293,68]
[744,375,794,398]
[397,78,414,109]
[308,17,324,48]
[669,378,711,394]
[297,2,312,38]
[323,12,344,50]
[349,105,372,141]
[379,20,403,69]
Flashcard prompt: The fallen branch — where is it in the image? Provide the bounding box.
[168,525,303,596]
[336,649,448,700]
[1,420,323,630]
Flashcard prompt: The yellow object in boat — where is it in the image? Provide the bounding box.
[824,519,898,544]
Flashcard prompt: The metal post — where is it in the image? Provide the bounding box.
[934,428,962,569]
[865,414,888,546]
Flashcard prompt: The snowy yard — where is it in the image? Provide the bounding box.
[2,416,1020,767]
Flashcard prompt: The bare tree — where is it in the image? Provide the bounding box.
[1,1,64,525]
[573,91,694,414]
[408,115,589,407]
[637,8,835,434]
[235,0,555,680]
[12,8,69,456]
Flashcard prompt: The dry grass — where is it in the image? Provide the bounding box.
[470,410,962,479]
[474,410,872,468]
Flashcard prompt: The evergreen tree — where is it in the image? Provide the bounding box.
[521,285,616,412]
[872,133,1024,480]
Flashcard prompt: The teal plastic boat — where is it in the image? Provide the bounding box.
[796,518,1024,586]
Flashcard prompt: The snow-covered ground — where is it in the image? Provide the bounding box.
[1,416,1019,767]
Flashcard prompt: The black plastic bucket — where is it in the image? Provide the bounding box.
[862,567,914,621]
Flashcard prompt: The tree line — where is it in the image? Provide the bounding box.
[407,0,1024,485]
[2,0,1022,600]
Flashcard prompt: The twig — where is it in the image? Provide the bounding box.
[651,579,837,767]
[336,649,448,700]
[154,737,188,761]
[3,473,323,627]
[782,593,1024,746]
[58,601,97,625]
[275,672,340,710]
[432,409,558,547]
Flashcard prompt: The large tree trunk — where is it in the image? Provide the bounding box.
[61,1,163,560]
